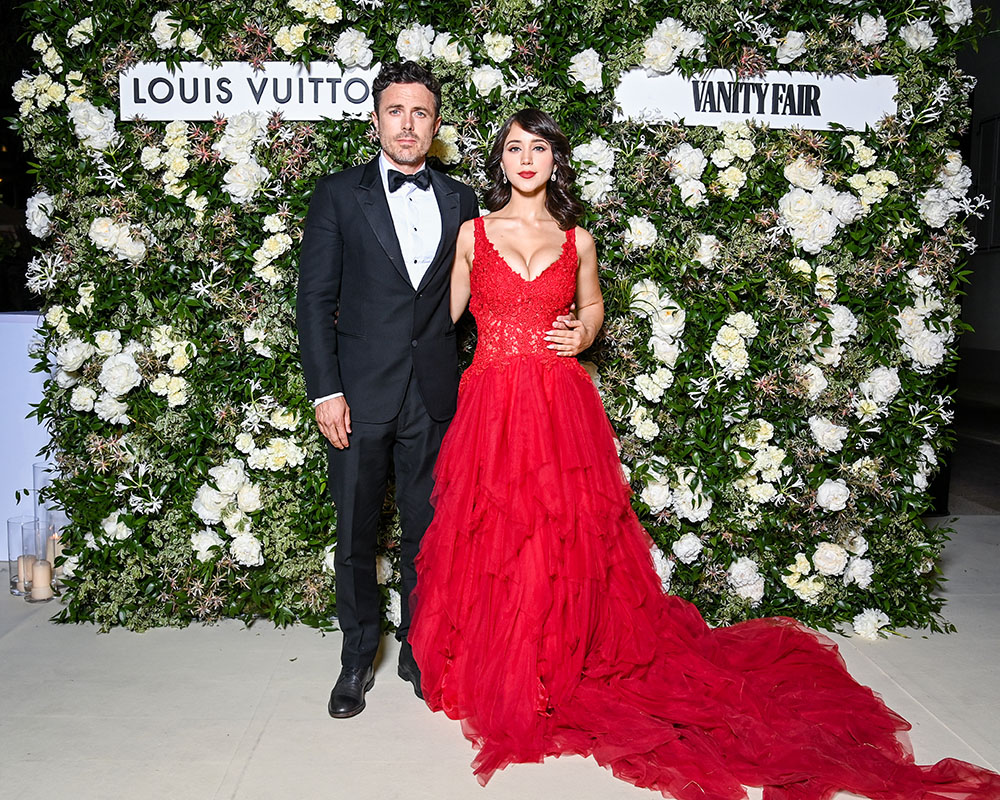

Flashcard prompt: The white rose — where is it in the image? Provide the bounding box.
[386,588,402,627]
[902,329,947,370]
[650,546,674,591]
[726,311,758,339]
[746,481,778,504]
[729,138,756,160]
[235,432,255,454]
[710,147,734,168]
[727,557,764,605]
[274,25,307,56]
[579,171,614,204]
[58,368,78,390]
[113,234,147,264]
[192,484,228,524]
[70,385,97,411]
[191,529,224,562]
[859,366,901,404]
[98,353,142,397]
[470,66,504,97]
[67,17,94,47]
[640,479,672,513]
[812,542,848,576]
[677,179,707,207]
[631,279,661,317]
[179,29,202,54]
[69,101,121,151]
[151,11,179,48]
[673,470,712,523]
[322,544,336,573]
[623,215,657,248]
[651,306,686,340]
[223,160,269,204]
[56,338,96,372]
[816,478,850,511]
[376,555,394,585]
[209,458,247,497]
[718,166,747,199]
[918,187,958,228]
[25,191,55,238]
[88,217,123,251]
[852,608,890,640]
[430,32,469,65]
[101,511,132,541]
[334,28,374,68]
[900,20,937,51]
[667,142,707,181]
[230,533,264,567]
[396,23,435,61]
[938,165,971,199]
[483,32,514,62]
[784,157,824,191]
[843,557,874,589]
[672,532,703,564]
[569,48,603,93]
[808,415,849,452]
[775,30,807,64]
[829,304,859,343]
[943,0,973,31]
[852,14,888,45]
[573,139,616,173]
[222,507,249,535]
[693,234,719,266]
[94,393,129,424]
[651,335,680,367]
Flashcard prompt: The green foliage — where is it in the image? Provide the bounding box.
[14,0,986,635]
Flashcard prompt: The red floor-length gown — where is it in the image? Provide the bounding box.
[409,216,1000,800]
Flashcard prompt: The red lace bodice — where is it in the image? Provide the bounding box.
[465,216,578,381]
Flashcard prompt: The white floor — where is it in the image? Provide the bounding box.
[2,516,998,800]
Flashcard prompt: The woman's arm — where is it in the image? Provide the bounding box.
[546,227,603,357]
[450,220,475,323]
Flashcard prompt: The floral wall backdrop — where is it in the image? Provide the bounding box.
[13,0,987,636]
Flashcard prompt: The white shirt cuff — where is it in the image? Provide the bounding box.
[313,392,344,406]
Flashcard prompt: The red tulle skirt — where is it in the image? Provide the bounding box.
[410,357,1000,800]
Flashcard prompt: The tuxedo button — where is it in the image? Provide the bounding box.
[411,339,418,348]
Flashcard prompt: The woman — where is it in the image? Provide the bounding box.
[408,109,1000,800]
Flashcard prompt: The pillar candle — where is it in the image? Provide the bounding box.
[30,560,54,600]
[17,554,36,591]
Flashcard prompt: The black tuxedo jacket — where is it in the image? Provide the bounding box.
[297,157,479,424]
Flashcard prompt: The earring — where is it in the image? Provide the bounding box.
[501,169,508,184]
[550,168,557,182]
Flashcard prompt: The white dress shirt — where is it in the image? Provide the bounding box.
[313,154,442,406]
[378,152,442,289]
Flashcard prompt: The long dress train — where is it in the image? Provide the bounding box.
[409,217,1000,800]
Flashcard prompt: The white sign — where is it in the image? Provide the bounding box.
[615,69,897,131]
[119,61,380,121]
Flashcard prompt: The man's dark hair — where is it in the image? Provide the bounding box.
[372,61,442,117]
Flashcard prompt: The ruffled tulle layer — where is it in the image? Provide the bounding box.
[410,358,1000,800]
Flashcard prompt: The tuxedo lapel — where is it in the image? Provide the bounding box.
[418,170,460,293]
[354,158,411,286]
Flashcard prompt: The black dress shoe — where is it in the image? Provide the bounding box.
[397,642,423,700]
[327,665,375,718]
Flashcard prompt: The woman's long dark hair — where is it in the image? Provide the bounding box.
[483,109,584,231]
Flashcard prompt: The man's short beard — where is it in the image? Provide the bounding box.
[379,133,428,166]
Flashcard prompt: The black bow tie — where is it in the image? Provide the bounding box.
[388,168,431,193]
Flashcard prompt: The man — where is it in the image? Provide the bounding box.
[296,61,479,718]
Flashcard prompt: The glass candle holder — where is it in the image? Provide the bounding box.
[7,515,36,596]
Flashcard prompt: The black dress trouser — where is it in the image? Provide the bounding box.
[326,372,450,668]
